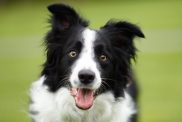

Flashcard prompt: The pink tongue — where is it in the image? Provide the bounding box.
[75,89,94,110]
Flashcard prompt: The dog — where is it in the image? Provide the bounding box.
[29,3,144,122]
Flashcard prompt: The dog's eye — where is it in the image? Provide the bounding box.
[68,51,77,58]
[99,55,107,62]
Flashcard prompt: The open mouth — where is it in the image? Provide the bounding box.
[70,88,96,110]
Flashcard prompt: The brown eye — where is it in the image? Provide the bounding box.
[68,51,77,58]
[99,55,107,62]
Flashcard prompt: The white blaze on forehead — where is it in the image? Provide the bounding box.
[82,29,96,47]
[81,29,96,61]
[70,28,101,89]
[80,28,96,69]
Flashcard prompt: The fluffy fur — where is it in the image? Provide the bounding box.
[29,3,144,122]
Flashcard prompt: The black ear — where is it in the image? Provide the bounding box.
[102,21,145,39]
[101,21,145,59]
[48,4,88,30]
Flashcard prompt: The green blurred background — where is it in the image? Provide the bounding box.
[0,0,182,122]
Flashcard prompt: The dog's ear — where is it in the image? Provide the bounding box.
[102,21,144,38]
[101,21,145,59]
[48,4,88,30]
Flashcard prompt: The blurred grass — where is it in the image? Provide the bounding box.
[0,0,182,122]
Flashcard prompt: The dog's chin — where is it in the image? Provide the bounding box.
[70,87,97,110]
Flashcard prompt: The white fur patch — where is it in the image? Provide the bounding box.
[29,76,136,122]
[70,28,101,89]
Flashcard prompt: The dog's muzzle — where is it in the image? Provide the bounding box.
[70,70,98,110]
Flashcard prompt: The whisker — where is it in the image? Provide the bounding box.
[101,77,118,82]
[57,76,70,88]
[95,80,109,95]
[101,75,130,82]
[59,77,69,82]
[102,80,110,88]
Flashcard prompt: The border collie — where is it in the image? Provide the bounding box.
[29,3,144,122]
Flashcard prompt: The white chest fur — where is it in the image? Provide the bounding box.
[29,76,136,122]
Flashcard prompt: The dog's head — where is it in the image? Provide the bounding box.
[42,4,144,110]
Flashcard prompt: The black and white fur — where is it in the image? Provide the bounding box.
[29,4,144,122]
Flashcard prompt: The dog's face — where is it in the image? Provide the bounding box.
[42,4,144,110]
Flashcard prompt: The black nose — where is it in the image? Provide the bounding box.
[78,70,95,84]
